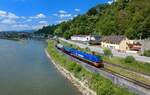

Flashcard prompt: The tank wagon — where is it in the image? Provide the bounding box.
[56,44,103,68]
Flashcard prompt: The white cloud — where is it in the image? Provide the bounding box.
[107,0,117,5]
[53,9,80,24]
[1,19,16,24]
[0,23,31,31]
[59,14,72,18]
[53,11,72,19]
[108,1,113,4]
[54,13,72,18]
[75,8,80,12]
[0,10,50,31]
[53,9,73,18]
[39,21,48,24]
[32,24,48,30]
[7,12,19,19]
[57,20,67,24]
[26,19,32,22]
[11,24,32,31]
[73,14,78,17]
[12,24,30,28]
[30,13,46,19]
[36,13,46,18]
[59,10,67,14]
[0,10,19,19]
[0,10,7,17]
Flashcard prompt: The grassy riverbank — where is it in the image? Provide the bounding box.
[47,40,134,95]
[103,56,150,75]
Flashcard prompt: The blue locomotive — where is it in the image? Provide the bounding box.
[56,44,103,68]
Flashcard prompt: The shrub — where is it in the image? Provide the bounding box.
[143,50,150,57]
[103,48,113,57]
[74,64,82,73]
[67,62,76,71]
[85,47,90,52]
[125,56,135,63]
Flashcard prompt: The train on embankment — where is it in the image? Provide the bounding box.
[56,44,104,68]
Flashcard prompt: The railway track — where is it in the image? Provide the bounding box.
[101,67,150,90]
[60,38,150,76]
[104,62,150,82]
[104,61,150,76]
[56,47,150,91]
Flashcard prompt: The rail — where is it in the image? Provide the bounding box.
[55,46,150,95]
[102,68,150,89]
[56,47,150,88]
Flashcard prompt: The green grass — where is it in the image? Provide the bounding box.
[106,65,150,85]
[103,56,150,75]
[47,40,135,95]
[143,50,150,57]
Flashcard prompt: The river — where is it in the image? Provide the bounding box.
[0,39,81,95]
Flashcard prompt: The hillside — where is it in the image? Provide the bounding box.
[35,0,150,39]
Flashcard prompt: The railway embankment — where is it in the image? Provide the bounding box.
[57,39,150,95]
[46,40,135,95]
[59,39,150,82]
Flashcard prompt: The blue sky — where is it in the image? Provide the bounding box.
[0,0,112,31]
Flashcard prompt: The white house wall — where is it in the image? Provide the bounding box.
[101,42,120,50]
[71,36,94,42]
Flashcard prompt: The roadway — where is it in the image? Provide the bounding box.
[59,38,150,63]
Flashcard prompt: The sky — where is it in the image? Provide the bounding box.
[0,0,112,31]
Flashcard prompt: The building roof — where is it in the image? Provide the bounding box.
[101,35,127,44]
[71,35,89,37]
[72,35,101,38]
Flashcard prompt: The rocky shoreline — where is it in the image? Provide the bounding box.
[45,49,96,95]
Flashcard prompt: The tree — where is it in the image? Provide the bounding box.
[125,56,135,63]
[35,0,150,39]
[67,62,76,71]
[74,65,82,73]
[54,27,63,36]
[103,48,113,57]
[63,31,71,39]
[143,50,150,57]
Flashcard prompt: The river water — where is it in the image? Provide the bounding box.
[0,39,81,95]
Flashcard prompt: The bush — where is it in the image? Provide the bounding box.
[103,48,113,57]
[85,47,90,51]
[67,62,76,71]
[143,50,150,57]
[74,64,82,73]
[125,56,135,63]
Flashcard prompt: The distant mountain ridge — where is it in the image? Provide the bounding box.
[36,0,150,39]
[0,30,35,33]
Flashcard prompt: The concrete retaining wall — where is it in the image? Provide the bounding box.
[81,61,150,95]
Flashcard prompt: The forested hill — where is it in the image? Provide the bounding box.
[35,0,150,39]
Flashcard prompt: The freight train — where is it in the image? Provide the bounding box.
[56,44,104,68]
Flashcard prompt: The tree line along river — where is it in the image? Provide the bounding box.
[0,39,81,95]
